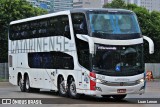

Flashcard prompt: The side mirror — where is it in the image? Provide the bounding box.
[76,34,94,54]
[143,36,154,54]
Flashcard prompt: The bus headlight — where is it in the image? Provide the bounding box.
[137,78,145,84]
[96,78,103,83]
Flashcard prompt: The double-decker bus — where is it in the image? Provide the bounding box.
[9,9,154,100]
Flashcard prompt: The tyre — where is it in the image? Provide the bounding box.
[68,78,79,98]
[102,95,111,99]
[112,94,127,100]
[32,88,40,93]
[19,76,26,92]
[58,77,67,96]
[25,76,32,92]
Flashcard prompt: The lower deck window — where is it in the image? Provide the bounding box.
[28,52,74,69]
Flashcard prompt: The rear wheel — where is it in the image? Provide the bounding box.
[102,95,111,99]
[112,94,127,100]
[25,76,32,92]
[32,88,40,93]
[58,77,67,96]
[68,78,79,98]
[19,76,25,92]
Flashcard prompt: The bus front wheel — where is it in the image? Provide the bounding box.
[68,78,79,98]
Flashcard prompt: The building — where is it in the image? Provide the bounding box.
[73,0,102,8]
[124,0,141,6]
[101,0,113,7]
[140,0,160,11]
[26,0,53,12]
[53,0,73,12]
[105,0,160,11]
[124,0,160,11]
[26,0,73,12]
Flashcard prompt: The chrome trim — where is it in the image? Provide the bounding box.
[100,80,140,86]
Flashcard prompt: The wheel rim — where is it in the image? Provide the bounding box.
[70,81,77,96]
[59,79,66,94]
[26,77,29,90]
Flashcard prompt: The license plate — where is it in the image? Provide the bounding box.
[117,89,126,93]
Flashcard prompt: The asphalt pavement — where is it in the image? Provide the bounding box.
[0,80,159,107]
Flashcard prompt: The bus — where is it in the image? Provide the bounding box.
[9,9,154,100]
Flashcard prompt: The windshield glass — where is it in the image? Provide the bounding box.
[89,12,141,35]
[92,44,144,76]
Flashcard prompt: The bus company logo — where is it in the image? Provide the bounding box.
[2,99,11,104]
[97,46,117,50]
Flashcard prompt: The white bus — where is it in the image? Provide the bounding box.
[9,9,154,100]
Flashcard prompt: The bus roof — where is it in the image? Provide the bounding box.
[70,8,133,13]
[10,8,133,25]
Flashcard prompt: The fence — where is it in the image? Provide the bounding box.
[0,63,159,82]
[145,63,160,79]
[0,63,9,81]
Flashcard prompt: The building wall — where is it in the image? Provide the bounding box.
[26,0,53,12]
[140,0,160,11]
[73,0,102,8]
[125,0,160,11]
[145,63,160,79]
[54,0,73,12]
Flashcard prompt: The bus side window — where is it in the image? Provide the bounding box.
[53,52,74,69]
[48,15,71,39]
[38,20,48,37]
[10,25,16,40]
[48,18,57,36]
[72,13,88,35]
[28,52,74,70]
[71,13,90,70]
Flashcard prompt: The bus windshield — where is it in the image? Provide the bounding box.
[92,44,144,76]
[89,12,141,38]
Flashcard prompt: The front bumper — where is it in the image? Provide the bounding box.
[88,82,145,95]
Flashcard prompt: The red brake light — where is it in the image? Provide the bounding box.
[90,72,96,90]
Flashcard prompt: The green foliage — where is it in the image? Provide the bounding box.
[103,0,126,8]
[0,0,48,62]
[103,0,160,63]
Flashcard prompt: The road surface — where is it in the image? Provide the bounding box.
[0,80,159,107]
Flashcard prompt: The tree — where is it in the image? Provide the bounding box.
[103,0,160,63]
[0,0,48,63]
[103,0,126,8]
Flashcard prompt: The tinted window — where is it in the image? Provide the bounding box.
[28,52,74,69]
[71,13,88,35]
[9,15,71,40]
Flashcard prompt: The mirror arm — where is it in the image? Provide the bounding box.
[76,34,94,54]
[143,35,154,54]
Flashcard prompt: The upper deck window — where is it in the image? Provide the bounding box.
[88,11,141,39]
